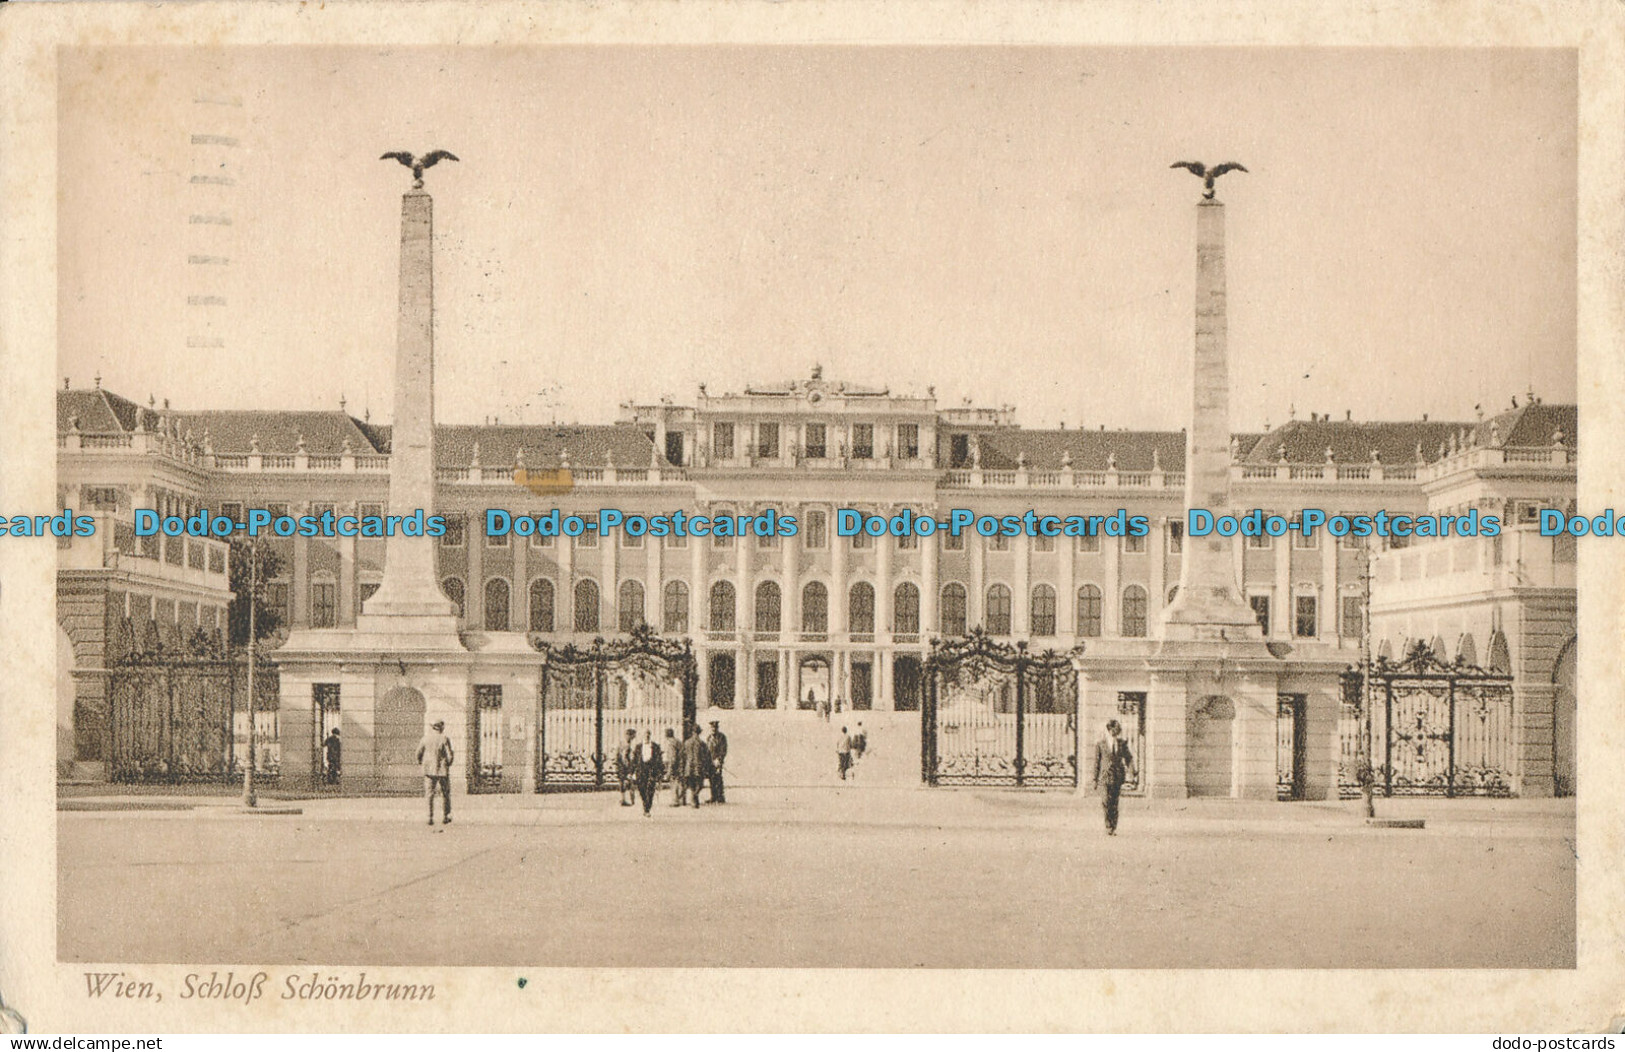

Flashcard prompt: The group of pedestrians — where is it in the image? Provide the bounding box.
[617,720,729,817]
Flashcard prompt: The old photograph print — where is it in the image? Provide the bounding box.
[54,45,1576,969]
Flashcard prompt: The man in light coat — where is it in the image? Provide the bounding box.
[418,719,455,827]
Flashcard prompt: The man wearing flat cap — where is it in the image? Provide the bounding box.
[418,718,456,827]
[705,720,728,804]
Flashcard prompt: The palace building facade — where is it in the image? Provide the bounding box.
[56,376,1577,798]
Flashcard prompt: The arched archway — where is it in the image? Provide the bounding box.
[1187,695,1235,797]
[1553,637,1576,797]
[375,687,428,790]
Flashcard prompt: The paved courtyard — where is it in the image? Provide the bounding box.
[57,789,1575,968]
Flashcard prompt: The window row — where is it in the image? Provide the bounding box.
[435,577,1360,641]
[710,421,921,462]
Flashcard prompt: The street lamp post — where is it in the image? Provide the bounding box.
[243,540,259,809]
[1357,533,1376,819]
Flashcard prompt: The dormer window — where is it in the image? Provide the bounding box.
[805,423,827,460]
[713,422,735,460]
[853,423,874,459]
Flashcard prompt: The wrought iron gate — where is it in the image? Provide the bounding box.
[921,630,1082,788]
[532,626,697,791]
[1339,642,1516,797]
[108,636,279,784]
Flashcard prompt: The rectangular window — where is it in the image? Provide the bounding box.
[664,431,685,468]
[487,524,509,547]
[713,422,735,460]
[219,501,244,524]
[1250,594,1271,636]
[1247,532,1272,549]
[897,424,919,460]
[943,532,965,552]
[441,515,466,547]
[82,487,119,510]
[310,583,336,628]
[1294,594,1318,638]
[1123,533,1146,553]
[1168,521,1184,553]
[265,503,290,520]
[758,530,778,549]
[1034,534,1055,553]
[531,532,554,548]
[1077,533,1101,553]
[988,534,1009,552]
[310,501,336,520]
[665,531,687,549]
[359,502,383,520]
[804,510,827,549]
[851,531,873,551]
[577,528,598,549]
[898,532,918,551]
[852,423,874,459]
[804,423,827,460]
[622,530,643,549]
[1340,594,1363,638]
[1293,521,1319,549]
[757,422,780,459]
[266,582,290,620]
[187,541,204,570]
[950,434,971,468]
[207,545,225,574]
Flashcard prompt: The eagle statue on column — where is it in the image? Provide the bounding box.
[1170,161,1248,200]
[381,150,460,189]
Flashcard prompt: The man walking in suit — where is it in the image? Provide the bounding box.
[836,726,853,780]
[1091,719,1135,835]
[417,719,455,827]
[632,729,663,817]
[616,727,638,807]
[705,720,729,804]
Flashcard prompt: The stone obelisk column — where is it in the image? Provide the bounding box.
[357,188,459,636]
[1162,198,1261,639]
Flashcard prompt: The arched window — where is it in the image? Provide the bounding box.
[484,578,510,632]
[618,580,645,633]
[529,578,555,633]
[894,582,920,635]
[1487,630,1511,672]
[573,579,600,633]
[1076,584,1102,637]
[849,582,875,635]
[1121,585,1147,638]
[709,580,737,632]
[1030,584,1056,637]
[441,577,465,620]
[755,580,782,633]
[663,581,689,634]
[986,584,1012,636]
[802,581,829,634]
[940,583,967,636]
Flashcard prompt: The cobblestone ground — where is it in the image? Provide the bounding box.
[57,789,1575,968]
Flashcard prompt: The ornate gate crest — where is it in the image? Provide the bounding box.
[921,630,1082,788]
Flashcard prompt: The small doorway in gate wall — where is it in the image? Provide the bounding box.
[1187,695,1235,797]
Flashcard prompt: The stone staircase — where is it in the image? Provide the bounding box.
[706,709,923,788]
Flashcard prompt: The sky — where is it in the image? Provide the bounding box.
[57,46,1577,432]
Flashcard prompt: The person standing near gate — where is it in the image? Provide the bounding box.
[323,727,342,785]
[418,719,455,827]
[632,729,663,817]
[616,728,638,807]
[1092,719,1135,836]
[678,723,710,809]
[664,727,684,806]
[706,720,729,804]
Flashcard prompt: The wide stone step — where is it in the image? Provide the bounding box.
[703,709,923,788]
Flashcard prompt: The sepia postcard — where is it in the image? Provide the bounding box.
[1,0,1623,1034]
